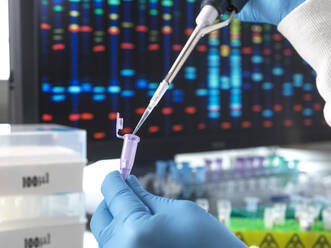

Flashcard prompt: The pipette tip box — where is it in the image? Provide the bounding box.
[0,124,86,195]
[0,124,87,247]
[0,193,86,247]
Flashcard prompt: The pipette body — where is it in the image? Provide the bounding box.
[132,6,218,135]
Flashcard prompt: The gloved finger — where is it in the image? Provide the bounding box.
[234,3,252,22]
[234,2,265,24]
[101,171,151,219]
[90,200,113,243]
[126,175,175,213]
[235,11,258,23]
[234,12,244,21]
[324,101,331,127]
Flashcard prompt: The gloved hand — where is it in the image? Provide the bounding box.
[90,171,247,248]
[235,0,306,25]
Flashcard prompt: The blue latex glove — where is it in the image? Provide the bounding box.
[236,0,306,25]
[90,171,247,248]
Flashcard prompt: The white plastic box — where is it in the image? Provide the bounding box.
[0,124,87,247]
[0,193,86,245]
[0,193,86,247]
[0,193,85,226]
[0,218,86,248]
[0,124,86,195]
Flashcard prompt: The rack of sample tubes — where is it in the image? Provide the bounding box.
[199,197,331,231]
[0,124,87,247]
[153,146,331,206]
[190,194,331,247]
[151,146,331,246]
[217,197,331,247]
[154,150,300,200]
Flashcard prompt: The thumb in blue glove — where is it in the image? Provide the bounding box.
[235,0,306,25]
[90,171,247,248]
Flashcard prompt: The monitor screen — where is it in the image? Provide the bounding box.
[37,0,329,159]
[0,0,10,80]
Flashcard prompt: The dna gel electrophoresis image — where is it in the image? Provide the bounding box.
[38,0,326,141]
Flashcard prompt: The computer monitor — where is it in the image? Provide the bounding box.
[9,0,331,162]
[0,0,9,81]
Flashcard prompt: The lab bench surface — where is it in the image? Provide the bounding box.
[229,218,331,248]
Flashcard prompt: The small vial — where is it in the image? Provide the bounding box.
[277,156,288,173]
[292,159,300,171]
[257,156,265,170]
[120,135,140,180]
[169,161,181,184]
[215,158,223,178]
[154,161,168,194]
[217,200,232,226]
[195,167,206,198]
[204,159,213,180]
[116,113,140,180]
[196,198,209,212]
[245,197,260,213]
[182,164,193,199]
[195,167,206,184]
[310,204,322,221]
[273,203,287,225]
[322,207,331,230]
[235,157,244,173]
[163,162,182,198]
[264,208,274,229]
[266,155,276,174]
[245,157,255,171]
[298,211,314,231]
[155,161,168,182]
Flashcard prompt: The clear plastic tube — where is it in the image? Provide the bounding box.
[116,113,140,180]
[119,134,140,180]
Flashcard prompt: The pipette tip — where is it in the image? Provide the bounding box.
[132,109,151,135]
[132,128,138,136]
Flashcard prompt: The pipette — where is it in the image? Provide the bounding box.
[133,0,249,135]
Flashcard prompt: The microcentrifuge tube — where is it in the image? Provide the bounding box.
[182,164,193,199]
[299,211,314,231]
[273,203,287,225]
[215,158,223,177]
[245,197,260,213]
[196,198,209,212]
[246,157,254,170]
[154,161,168,194]
[323,207,331,230]
[116,113,140,180]
[264,208,274,229]
[155,161,168,182]
[169,161,181,184]
[195,167,206,198]
[204,159,213,179]
[217,200,232,226]
[235,157,244,173]
[257,156,265,170]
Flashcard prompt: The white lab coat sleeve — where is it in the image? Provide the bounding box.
[278,0,331,126]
